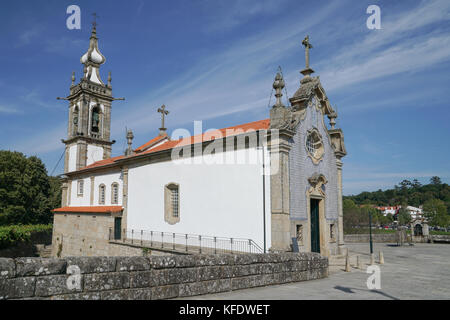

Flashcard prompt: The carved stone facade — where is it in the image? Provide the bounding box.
[268,40,347,256]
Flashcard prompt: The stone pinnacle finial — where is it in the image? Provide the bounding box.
[328,107,337,129]
[71,71,75,86]
[125,129,134,156]
[272,72,285,108]
[157,104,169,136]
[300,35,315,79]
[108,71,112,87]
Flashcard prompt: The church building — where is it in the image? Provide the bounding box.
[51,25,347,258]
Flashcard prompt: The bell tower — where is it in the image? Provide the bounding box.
[60,23,117,173]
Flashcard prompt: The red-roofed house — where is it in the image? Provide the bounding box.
[51,27,347,258]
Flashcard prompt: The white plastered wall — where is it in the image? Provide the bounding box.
[68,172,122,207]
[127,146,271,251]
[87,145,104,166]
[68,145,78,173]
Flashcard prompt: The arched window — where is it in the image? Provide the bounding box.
[91,105,100,136]
[111,183,119,204]
[72,105,79,136]
[99,184,106,204]
[164,183,180,224]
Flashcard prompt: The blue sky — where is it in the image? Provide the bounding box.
[0,0,449,195]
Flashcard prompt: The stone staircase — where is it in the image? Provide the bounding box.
[36,244,53,258]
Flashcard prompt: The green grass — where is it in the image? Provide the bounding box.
[430,230,450,235]
[0,224,52,249]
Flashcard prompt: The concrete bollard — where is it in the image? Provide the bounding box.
[370,253,375,265]
[379,251,384,264]
[345,251,351,272]
[357,255,363,269]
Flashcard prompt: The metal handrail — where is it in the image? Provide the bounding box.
[111,229,264,254]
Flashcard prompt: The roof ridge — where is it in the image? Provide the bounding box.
[75,118,270,172]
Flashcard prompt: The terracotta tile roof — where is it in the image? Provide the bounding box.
[81,155,125,170]
[52,206,123,213]
[75,118,270,172]
[141,118,270,155]
[134,133,168,152]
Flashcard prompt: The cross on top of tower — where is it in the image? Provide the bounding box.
[300,35,315,78]
[92,13,99,28]
[157,105,169,136]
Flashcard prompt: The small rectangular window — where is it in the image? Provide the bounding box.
[77,180,84,196]
[99,185,105,204]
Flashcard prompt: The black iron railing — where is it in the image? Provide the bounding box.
[109,228,263,254]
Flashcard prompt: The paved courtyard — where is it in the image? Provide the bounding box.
[183,243,450,300]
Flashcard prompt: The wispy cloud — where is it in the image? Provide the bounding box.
[318,0,450,91]
[343,167,450,195]
[13,124,66,154]
[21,89,59,109]
[0,105,21,114]
[112,1,344,137]
[45,37,85,54]
[16,26,44,47]
[201,0,290,33]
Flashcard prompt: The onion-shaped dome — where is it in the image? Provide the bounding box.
[80,25,106,85]
[80,25,106,66]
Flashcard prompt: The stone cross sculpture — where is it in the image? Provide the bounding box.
[157,104,169,135]
[300,35,315,79]
[302,35,313,69]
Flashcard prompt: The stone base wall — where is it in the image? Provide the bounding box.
[52,213,114,257]
[0,253,328,300]
[344,234,397,243]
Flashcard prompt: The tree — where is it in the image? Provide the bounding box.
[423,199,449,227]
[0,151,58,225]
[397,207,411,225]
[412,179,422,189]
[399,180,412,190]
[430,176,442,185]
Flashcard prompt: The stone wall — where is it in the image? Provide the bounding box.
[344,234,397,243]
[0,252,328,300]
[345,234,450,244]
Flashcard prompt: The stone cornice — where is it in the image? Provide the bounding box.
[68,80,113,101]
[62,136,115,146]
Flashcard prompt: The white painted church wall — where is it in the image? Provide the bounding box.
[86,145,104,166]
[68,145,77,172]
[67,172,122,207]
[127,146,271,251]
[69,177,91,206]
[92,171,123,206]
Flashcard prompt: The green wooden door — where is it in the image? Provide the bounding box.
[310,199,320,253]
[114,217,122,240]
